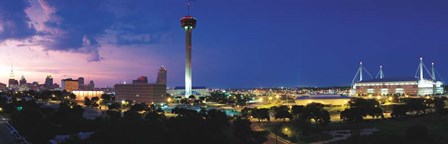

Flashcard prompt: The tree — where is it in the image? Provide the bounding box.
[240,107,252,119]
[130,103,146,112]
[233,117,268,144]
[291,105,305,119]
[69,93,76,100]
[341,107,364,122]
[344,98,384,120]
[145,110,166,122]
[391,104,408,118]
[209,90,228,103]
[91,97,100,107]
[403,98,426,115]
[251,108,270,122]
[302,103,330,127]
[272,105,292,122]
[84,97,92,107]
[108,102,121,110]
[123,109,142,121]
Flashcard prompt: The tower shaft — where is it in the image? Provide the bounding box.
[185,28,193,97]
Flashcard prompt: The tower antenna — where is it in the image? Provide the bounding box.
[187,0,190,16]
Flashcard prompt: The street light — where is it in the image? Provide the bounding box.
[259,97,263,103]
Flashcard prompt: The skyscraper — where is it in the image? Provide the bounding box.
[78,77,85,87]
[88,80,95,90]
[19,75,27,86]
[8,69,18,89]
[45,75,54,89]
[156,66,167,85]
[181,2,197,98]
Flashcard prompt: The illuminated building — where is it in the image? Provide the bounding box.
[114,69,167,104]
[156,66,167,85]
[181,2,197,98]
[8,69,18,90]
[352,58,444,96]
[72,90,104,101]
[115,84,166,104]
[61,78,79,92]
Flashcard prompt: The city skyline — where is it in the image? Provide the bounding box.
[0,0,447,88]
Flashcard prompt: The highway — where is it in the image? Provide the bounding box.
[0,114,29,144]
[0,116,16,143]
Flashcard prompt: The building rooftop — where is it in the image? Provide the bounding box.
[174,86,206,90]
[356,77,422,83]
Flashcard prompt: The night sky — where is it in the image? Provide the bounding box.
[0,0,447,88]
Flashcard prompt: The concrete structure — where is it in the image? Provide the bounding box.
[72,90,104,101]
[61,78,79,92]
[181,2,197,98]
[115,84,166,104]
[352,58,444,96]
[168,86,209,97]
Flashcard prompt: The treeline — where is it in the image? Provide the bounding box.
[0,96,268,144]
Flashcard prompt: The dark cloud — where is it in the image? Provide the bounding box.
[105,0,170,45]
[37,0,170,62]
[39,0,113,62]
[0,0,36,41]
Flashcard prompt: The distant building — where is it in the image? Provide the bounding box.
[0,83,6,92]
[132,76,148,84]
[168,86,209,97]
[88,80,95,90]
[115,69,167,104]
[352,58,444,96]
[45,75,54,89]
[156,66,167,85]
[19,75,27,86]
[72,90,104,101]
[61,78,79,92]
[8,79,18,89]
[115,84,166,104]
[78,77,85,89]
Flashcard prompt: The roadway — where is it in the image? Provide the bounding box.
[0,114,29,144]
[251,122,292,144]
[0,121,15,144]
